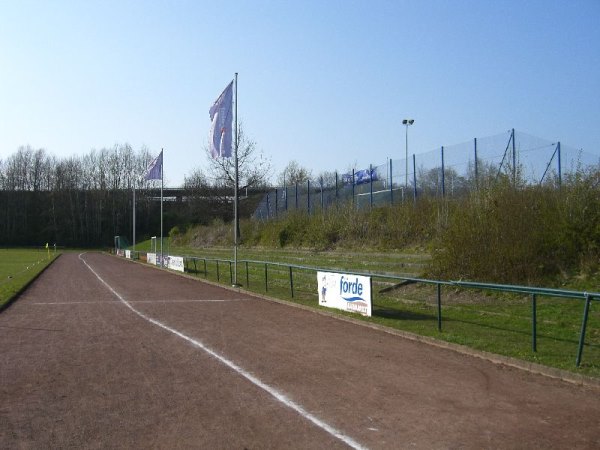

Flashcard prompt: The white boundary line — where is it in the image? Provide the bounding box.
[32,299,247,306]
[78,253,366,450]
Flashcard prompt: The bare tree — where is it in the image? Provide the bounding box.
[203,123,271,191]
[277,160,311,187]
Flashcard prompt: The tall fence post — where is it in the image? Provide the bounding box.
[307,179,311,214]
[576,295,592,367]
[412,154,417,202]
[320,178,324,212]
[285,184,288,211]
[474,137,479,190]
[335,172,338,200]
[275,188,278,218]
[389,158,393,205]
[289,266,294,298]
[352,169,355,207]
[266,193,270,219]
[369,164,373,209]
[441,146,445,198]
[512,128,516,185]
[557,141,562,187]
[295,182,298,210]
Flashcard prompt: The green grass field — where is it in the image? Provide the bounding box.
[0,248,59,309]
[134,241,600,378]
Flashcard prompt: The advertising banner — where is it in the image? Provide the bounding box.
[317,271,372,316]
[125,250,131,259]
[147,253,157,265]
[167,256,185,272]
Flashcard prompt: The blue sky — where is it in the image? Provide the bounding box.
[1,0,599,186]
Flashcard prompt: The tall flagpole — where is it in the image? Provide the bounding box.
[160,148,164,267]
[233,73,239,286]
[132,182,136,255]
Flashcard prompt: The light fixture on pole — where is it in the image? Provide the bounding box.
[402,119,414,191]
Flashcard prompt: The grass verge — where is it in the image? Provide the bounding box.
[0,248,59,310]
[134,241,600,378]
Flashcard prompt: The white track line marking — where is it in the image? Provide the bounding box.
[129,299,247,303]
[78,253,366,450]
[32,299,246,306]
[33,301,121,305]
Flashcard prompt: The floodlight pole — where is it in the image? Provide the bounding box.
[402,119,414,193]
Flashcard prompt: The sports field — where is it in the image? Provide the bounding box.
[1,253,599,449]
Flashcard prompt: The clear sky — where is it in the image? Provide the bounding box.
[1,0,599,186]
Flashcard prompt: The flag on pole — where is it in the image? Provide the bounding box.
[209,81,234,158]
[145,150,163,180]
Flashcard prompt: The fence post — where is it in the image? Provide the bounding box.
[352,169,355,207]
[412,154,417,202]
[389,159,393,205]
[204,258,207,277]
[216,260,220,282]
[557,141,562,187]
[474,137,478,190]
[437,283,442,331]
[229,261,233,284]
[320,179,324,212]
[275,188,278,218]
[369,164,373,209]
[576,295,592,367]
[285,184,288,211]
[335,172,338,200]
[512,128,516,185]
[295,182,298,209]
[264,263,268,292]
[266,193,270,219]
[289,266,294,298]
[307,179,311,214]
[246,261,249,287]
[532,294,537,352]
[441,146,445,198]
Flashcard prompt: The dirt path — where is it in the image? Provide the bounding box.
[1,252,598,449]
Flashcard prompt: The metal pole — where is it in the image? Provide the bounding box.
[160,149,163,267]
[437,283,442,331]
[132,184,136,253]
[389,158,393,204]
[233,72,239,286]
[474,137,478,189]
[369,164,373,208]
[441,146,445,197]
[413,154,417,202]
[576,295,592,367]
[511,128,516,185]
[557,141,562,187]
[405,124,408,190]
[532,294,537,352]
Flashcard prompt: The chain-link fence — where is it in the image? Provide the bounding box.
[254,129,599,219]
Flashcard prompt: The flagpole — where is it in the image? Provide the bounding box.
[132,181,136,255]
[160,148,164,267]
[233,72,239,286]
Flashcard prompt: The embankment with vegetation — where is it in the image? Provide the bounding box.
[172,169,600,288]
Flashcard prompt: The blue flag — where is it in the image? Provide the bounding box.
[209,81,233,158]
[145,150,163,180]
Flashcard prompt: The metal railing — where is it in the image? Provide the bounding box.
[132,251,598,368]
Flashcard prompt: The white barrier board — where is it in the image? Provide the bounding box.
[167,256,185,272]
[317,271,372,317]
[147,253,157,265]
[125,250,131,259]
